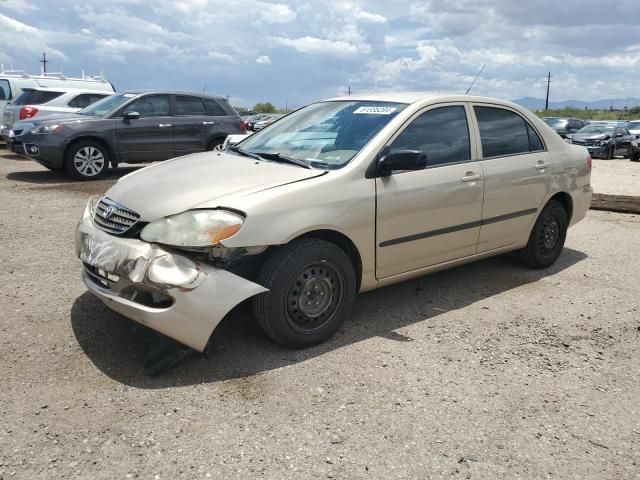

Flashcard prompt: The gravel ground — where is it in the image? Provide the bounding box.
[591,158,640,197]
[0,151,639,479]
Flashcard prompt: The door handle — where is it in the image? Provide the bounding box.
[535,162,551,170]
[461,172,482,182]
[158,123,172,128]
[202,121,216,125]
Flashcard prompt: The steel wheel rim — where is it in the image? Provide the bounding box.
[74,146,105,177]
[540,217,560,253]
[285,260,344,334]
[213,144,224,151]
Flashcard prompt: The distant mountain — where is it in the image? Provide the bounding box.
[513,97,640,111]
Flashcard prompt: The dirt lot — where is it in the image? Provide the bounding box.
[0,151,639,479]
[591,158,640,197]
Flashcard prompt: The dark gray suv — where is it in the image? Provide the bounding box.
[17,90,246,179]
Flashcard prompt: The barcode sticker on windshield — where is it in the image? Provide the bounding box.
[353,106,397,115]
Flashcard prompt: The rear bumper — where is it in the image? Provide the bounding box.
[75,199,268,351]
[570,185,593,227]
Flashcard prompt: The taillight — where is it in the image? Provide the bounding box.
[587,154,592,171]
[239,120,247,131]
[19,106,38,120]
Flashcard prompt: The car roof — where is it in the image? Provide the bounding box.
[19,86,115,94]
[122,89,226,101]
[326,91,526,108]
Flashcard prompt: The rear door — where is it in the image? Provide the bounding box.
[471,105,551,252]
[114,94,173,163]
[376,103,484,278]
[203,97,240,140]
[173,95,207,156]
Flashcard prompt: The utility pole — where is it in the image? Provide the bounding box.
[40,52,48,75]
[348,85,351,96]
[545,72,551,110]
[285,99,288,113]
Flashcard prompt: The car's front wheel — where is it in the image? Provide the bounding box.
[64,140,108,180]
[253,238,357,348]
[520,200,568,269]
[630,150,640,162]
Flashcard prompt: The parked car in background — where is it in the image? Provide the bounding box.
[75,92,591,352]
[245,114,271,131]
[0,70,114,138]
[542,117,588,138]
[568,124,635,159]
[630,138,639,162]
[253,114,284,131]
[19,90,245,179]
[221,132,252,150]
[625,120,640,138]
[3,87,114,151]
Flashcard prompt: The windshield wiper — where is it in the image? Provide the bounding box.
[228,145,264,161]
[257,152,312,169]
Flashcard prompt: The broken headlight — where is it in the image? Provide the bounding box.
[140,210,244,247]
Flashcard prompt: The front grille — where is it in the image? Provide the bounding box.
[84,263,119,289]
[572,139,599,147]
[93,197,140,235]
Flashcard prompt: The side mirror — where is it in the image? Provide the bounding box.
[378,150,427,176]
[123,111,140,121]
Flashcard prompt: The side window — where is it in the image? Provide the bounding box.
[474,106,531,158]
[68,94,109,109]
[203,99,228,116]
[389,106,471,167]
[0,79,11,100]
[527,123,544,152]
[175,96,206,116]
[122,95,170,117]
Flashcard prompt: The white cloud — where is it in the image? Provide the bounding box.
[334,2,386,23]
[2,0,38,13]
[273,36,360,55]
[256,55,272,65]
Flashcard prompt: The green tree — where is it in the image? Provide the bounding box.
[253,102,277,114]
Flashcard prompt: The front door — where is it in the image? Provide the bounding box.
[472,105,551,252]
[376,104,484,279]
[115,94,173,163]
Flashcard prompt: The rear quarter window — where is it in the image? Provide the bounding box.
[12,90,64,106]
[203,99,229,116]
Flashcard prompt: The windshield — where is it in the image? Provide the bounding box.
[237,101,407,169]
[577,125,613,135]
[543,118,566,127]
[78,93,135,118]
[626,121,640,130]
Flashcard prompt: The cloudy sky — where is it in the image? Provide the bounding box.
[1,0,639,108]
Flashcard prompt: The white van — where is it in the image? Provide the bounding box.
[0,70,115,135]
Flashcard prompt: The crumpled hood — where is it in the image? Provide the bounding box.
[572,133,609,142]
[105,151,326,221]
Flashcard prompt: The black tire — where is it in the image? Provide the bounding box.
[206,138,224,151]
[64,140,109,180]
[606,145,614,160]
[520,200,568,269]
[253,238,357,348]
[630,151,640,162]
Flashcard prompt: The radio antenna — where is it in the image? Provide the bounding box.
[465,64,486,95]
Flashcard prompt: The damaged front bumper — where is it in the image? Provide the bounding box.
[75,201,268,352]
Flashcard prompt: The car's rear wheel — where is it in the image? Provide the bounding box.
[630,151,640,162]
[64,140,108,180]
[520,200,568,269]
[253,238,356,348]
